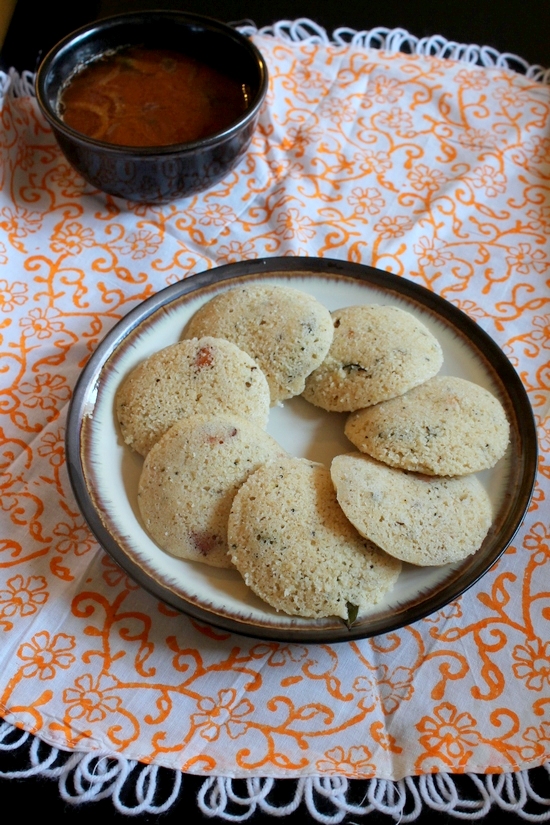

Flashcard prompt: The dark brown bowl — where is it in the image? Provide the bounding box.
[35,10,268,203]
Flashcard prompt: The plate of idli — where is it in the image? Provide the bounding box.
[66,257,537,642]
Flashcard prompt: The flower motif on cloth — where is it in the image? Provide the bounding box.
[316,745,375,776]
[416,703,480,771]
[17,631,76,680]
[191,690,254,742]
[0,576,48,626]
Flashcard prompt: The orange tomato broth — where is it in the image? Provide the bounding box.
[58,46,249,147]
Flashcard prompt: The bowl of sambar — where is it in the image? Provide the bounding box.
[35,11,268,203]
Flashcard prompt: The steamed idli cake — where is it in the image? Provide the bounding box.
[116,336,270,456]
[138,414,286,568]
[184,284,334,405]
[301,304,443,412]
[331,453,493,566]
[228,456,401,619]
[345,375,510,476]
[302,304,443,413]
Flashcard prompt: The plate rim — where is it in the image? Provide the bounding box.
[65,256,539,643]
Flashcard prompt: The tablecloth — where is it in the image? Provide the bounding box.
[0,19,549,820]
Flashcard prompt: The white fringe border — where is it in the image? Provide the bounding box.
[236,18,550,84]
[1,723,550,820]
[1,16,549,106]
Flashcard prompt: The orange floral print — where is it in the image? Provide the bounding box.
[49,163,86,194]
[0,279,27,310]
[457,127,498,149]
[275,208,316,241]
[18,373,71,413]
[119,229,163,260]
[0,575,48,620]
[217,240,257,263]
[194,204,236,227]
[366,75,404,104]
[50,221,95,255]
[17,630,76,679]
[267,158,304,180]
[512,640,550,690]
[355,148,392,176]
[37,429,65,466]
[15,142,38,171]
[280,124,324,157]
[408,165,448,193]
[470,165,507,197]
[376,106,414,133]
[521,723,550,761]
[517,135,550,165]
[523,522,550,557]
[319,97,357,124]
[0,32,548,781]
[492,84,531,108]
[454,68,491,89]
[316,745,375,775]
[19,308,65,340]
[532,315,550,347]
[0,205,42,241]
[100,555,139,590]
[422,601,463,625]
[191,689,254,741]
[248,643,308,667]
[52,519,95,557]
[526,206,550,234]
[373,215,413,238]
[354,665,414,714]
[63,673,122,722]
[293,65,328,92]
[505,244,549,276]
[348,187,385,215]
[413,237,454,268]
[417,703,480,767]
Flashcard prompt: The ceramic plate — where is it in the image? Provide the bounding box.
[66,257,538,642]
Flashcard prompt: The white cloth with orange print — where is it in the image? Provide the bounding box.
[0,29,549,789]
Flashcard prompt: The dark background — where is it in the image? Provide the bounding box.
[1,1,549,822]
[1,0,549,73]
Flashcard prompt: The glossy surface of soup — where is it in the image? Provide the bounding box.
[58,46,249,147]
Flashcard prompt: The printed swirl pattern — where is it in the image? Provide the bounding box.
[0,34,549,779]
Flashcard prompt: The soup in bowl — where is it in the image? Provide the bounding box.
[35,11,268,203]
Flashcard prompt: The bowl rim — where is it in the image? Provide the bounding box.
[34,9,269,156]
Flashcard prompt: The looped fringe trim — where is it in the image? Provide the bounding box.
[236,17,550,83]
[0,722,182,815]
[2,724,550,820]
[0,66,34,101]
[1,16,549,106]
